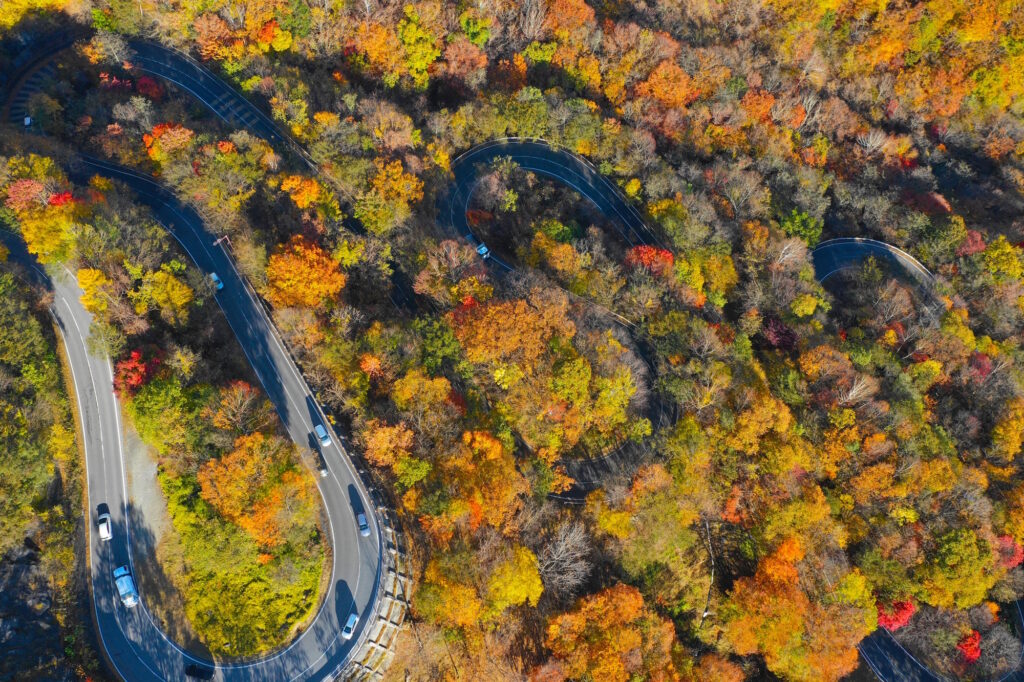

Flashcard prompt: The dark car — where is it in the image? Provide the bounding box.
[185,662,215,679]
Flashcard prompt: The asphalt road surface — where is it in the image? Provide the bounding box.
[811,236,944,311]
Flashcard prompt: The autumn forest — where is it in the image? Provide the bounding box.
[1,0,1024,680]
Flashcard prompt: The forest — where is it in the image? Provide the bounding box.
[1,0,1024,680]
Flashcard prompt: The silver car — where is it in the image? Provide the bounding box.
[357,513,370,538]
[97,512,112,542]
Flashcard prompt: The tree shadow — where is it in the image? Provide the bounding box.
[125,502,212,661]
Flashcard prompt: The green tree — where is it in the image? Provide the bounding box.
[398,6,441,89]
[915,529,997,609]
[779,208,823,246]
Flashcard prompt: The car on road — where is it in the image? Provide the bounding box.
[467,233,490,259]
[357,512,370,537]
[210,272,223,290]
[185,663,215,679]
[112,565,139,608]
[342,612,359,640]
[314,423,332,448]
[97,510,112,542]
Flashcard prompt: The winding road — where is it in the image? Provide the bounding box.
[1,28,1013,682]
[4,38,387,682]
[3,159,383,681]
[442,138,1024,681]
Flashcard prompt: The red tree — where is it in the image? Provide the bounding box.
[998,535,1024,569]
[624,245,674,276]
[135,76,165,101]
[114,348,162,396]
[957,230,986,257]
[957,630,981,664]
[877,600,916,631]
[47,191,73,206]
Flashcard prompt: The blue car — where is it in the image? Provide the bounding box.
[314,423,332,447]
[113,565,139,608]
[467,234,490,259]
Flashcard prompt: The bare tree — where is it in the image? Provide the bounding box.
[856,129,887,154]
[519,0,547,43]
[837,374,879,407]
[90,31,136,66]
[538,522,591,601]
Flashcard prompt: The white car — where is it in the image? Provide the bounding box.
[97,512,112,542]
[342,612,359,640]
[314,424,331,448]
[210,272,223,290]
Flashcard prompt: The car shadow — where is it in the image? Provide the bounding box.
[347,485,364,517]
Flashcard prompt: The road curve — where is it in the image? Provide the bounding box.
[441,137,1023,682]
[811,237,945,313]
[2,157,383,680]
[446,138,663,263]
[2,34,392,681]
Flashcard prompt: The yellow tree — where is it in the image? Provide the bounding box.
[4,158,80,264]
[133,269,194,325]
[992,397,1024,462]
[362,419,415,468]
[78,268,113,315]
[485,546,543,619]
[280,174,322,209]
[414,555,483,630]
[354,159,424,236]
[544,583,677,682]
[198,432,287,521]
[265,235,346,308]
